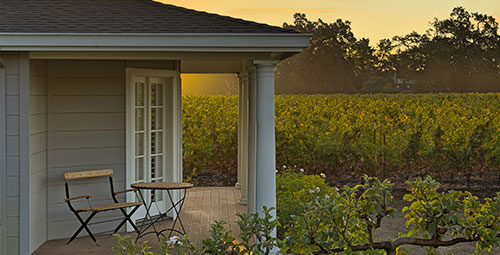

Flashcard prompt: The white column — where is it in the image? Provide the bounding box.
[235,75,242,189]
[247,66,257,214]
[237,72,249,204]
[254,60,278,220]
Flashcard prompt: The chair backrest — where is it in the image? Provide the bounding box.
[64,169,116,205]
[64,169,113,181]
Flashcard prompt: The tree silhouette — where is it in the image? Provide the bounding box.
[276,14,374,94]
[395,7,500,92]
[276,7,500,94]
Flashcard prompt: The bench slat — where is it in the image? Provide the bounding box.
[64,169,113,180]
[76,202,143,212]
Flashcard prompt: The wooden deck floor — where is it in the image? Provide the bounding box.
[34,187,246,255]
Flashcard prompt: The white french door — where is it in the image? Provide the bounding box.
[126,69,181,223]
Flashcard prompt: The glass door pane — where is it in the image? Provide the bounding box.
[134,78,146,182]
[149,78,165,203]
[132,76,167,210]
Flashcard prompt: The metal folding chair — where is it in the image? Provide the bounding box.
[63,169,142,246]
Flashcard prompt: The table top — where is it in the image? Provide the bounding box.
[131,182,194,190]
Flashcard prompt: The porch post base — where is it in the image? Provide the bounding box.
[238,197,248,205]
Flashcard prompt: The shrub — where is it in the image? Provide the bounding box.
[113,207,278,255]
[182,94,500,183]
[115,177,500,255]
[182,95,238,184]
[284,176,500,254]
[276,168,334,234]
[112,234,155,255]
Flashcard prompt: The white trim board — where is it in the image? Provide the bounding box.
[29,52,273,61]
[0,33,310,52]
[19,52,31,255]
[0,57,7,255]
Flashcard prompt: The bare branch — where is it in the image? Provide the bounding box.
[309,234,500,255]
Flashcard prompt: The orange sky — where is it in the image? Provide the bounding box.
[159,0,500,44]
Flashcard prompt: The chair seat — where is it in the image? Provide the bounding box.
[77,202,142,212]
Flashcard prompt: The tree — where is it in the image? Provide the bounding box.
[393,7,500,92]
[276,14,374,94]
[276,7,500,94]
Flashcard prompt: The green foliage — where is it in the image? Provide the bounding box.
[235,207,279,255]
[182,95,238,184]
[160,235,200,255]
[114,207,279,255]
[403,177,500,254]
[114,177,500,255]
[276,168,333,234]
[274,93,500,178]
[182,94,500,183]
[201,221,235,254]
[282,175,393,254]
[112,234,155,255]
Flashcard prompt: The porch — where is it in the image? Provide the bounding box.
[33,187,245,255]
[1,37,306,254]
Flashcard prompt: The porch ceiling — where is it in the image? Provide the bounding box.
[28,52,268,73]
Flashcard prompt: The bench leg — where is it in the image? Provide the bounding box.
[114,206,141,234]
[67,211,98,246]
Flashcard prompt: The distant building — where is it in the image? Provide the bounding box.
[393,72,417,93]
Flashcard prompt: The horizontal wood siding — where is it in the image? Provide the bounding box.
[47,60,127,240]
[43,60,176,241]
[29,59,48,253]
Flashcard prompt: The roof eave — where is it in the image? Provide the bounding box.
[0,33,311,52]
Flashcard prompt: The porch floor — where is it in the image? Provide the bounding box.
[34,187,246,255]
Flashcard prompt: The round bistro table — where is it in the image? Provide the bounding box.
[131,182,194,240]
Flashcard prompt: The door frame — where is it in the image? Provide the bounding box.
[125,68,182,226]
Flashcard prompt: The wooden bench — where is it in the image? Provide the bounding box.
[63,169,142,246]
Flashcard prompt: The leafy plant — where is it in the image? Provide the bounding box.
[114,177,500,255]
[182,94,500,182]
[112,234,155,255]
[114,208,279,255]
[276,168,334,234]
[235,206,279,255]
[160,235,200,255]
[284,176,500,255]
[202,221,235,254]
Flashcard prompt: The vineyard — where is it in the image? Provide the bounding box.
[182,94,500,187]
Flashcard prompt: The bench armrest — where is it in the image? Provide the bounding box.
[114,188,138,196]
[64,195,93,202]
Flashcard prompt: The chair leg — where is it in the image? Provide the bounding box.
[67,211,98,246]
[114,206,141,234]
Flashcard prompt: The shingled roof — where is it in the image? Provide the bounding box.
[0,0,296,34]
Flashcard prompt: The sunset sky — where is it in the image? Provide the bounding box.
[160,0,500,44]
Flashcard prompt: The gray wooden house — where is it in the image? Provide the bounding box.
[0,0,309,254]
